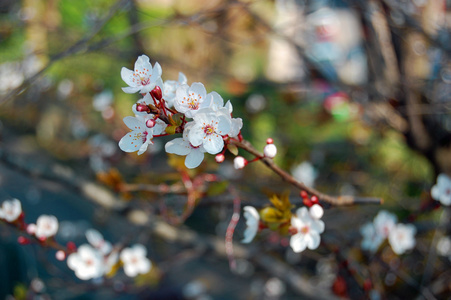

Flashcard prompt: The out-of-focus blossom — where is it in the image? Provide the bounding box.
[360,222,384,253]
[0,62,24,94]
[309,204,324,219]
[120,244,152,277]
[388,223,416,255]
[436,236,451,259]
[67,244,104,280]
[35,215,59,239]
[431,173,451,206]
[291,161,318,187]
[373,210,397,239]
[264,144,277,158]
[86,229,112,255]
[234,156,248,170]
[290,207,325,253]
[0,198,22,222]
[242,206,260,243]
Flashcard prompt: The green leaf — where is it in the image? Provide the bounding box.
[165,125,177,135]
[206,181,229,197]
[227,144,239,156]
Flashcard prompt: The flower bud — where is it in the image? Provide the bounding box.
[136,104,148,112]
[310,204,324,219]
[311,195,319,204]
[300,191,308,199]
[27,223,37,235]
[17,236,30,245]
[151,86,162,101]
[266,138,274,144]
[215,153,225,163]
[234,156,248,169]
[55,250,66,261]
[263,144,277,158]
[146,119,156,128]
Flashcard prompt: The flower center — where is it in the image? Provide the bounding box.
[140,77,150,86]
[300,226,310,234]
[188,98,199,110]
[204,125,214,135]
[85,258,94,267]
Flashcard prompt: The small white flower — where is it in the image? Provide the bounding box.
[436,236,451,258]
[309,204,324,219]
[174,82,208,118]
[120,244,152,277]
[242,206,260,243]
[291,161,318,187]
[373,210,397,239]
[35,215,58,239]
[121,55,163,94]
[207,93,242,138]
[431,173,451,206]
[86,229,112,255]
[264,144,277,158]
[0,198,22,222]
[118,116,166,155]
[290,207,325,253]
[360,222,384,253]
[188,108,231,155]
[234,156,247,170]
[388,223,416,255]
[67,244,105,280]
[165,122,206,169]
[163,72,187,107]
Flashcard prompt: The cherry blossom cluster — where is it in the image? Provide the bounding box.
[360,210,416,255]
[242,192,325,253]
[119,55,246,169]
[431,173,451,206]
[0,198,151,281]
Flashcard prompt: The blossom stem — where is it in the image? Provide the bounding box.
[229,139,383,206]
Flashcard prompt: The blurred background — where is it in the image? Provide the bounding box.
[0,0,450,299]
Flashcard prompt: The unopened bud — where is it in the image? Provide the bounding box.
[66,241,77,252]
[309,204,324,219]
[151,86,162,101]
[146,119,156,128]
[233,156,248,169]
[55,250,66,261]
[27,223,37,235]
[300,191,308,199]
[136,104,148,112]
[18,236,30,245]
[266,138,274,144]
[263,144,277,158]
[303,198,313,207]
[311,195,319,204]
[215,153,225,163]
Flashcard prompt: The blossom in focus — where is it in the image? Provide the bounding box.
[290,207,325,253]
[208,93,242,138]
[189,108,231,155]
[35,215,59,238]
[242,206,260,243]
[373,210,397,239]
[118,116,166,155]
[174,82,208,118]
[291,161,318,187]
[86,229,112,255]
[120,244,152,277]
[121,55,163,94]
[163,72,187,107]
[67,244,104,280]
[388,223,416,255]
[0,198,22,222]
[360,222,384,253]
[165,122,206,169]
[431,173,451,206]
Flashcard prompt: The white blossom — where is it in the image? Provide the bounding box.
[174,82,208,118]
[373,210,397,239]
[35,215,59,239]
[121,55,163,94]
[290,207,325,253]
[165,122,206,169]
[388,223,416,255]
[118,116,166,155]
[67,244,104,280]
[188,108,231,155]
[291,161,318,187]
[120,244,152,277]
[431,173,451,206]
[163,72,187,107]
[86,229,112,255]
[242,206,260,243]
[0,198,22,222]
[360,222,384,253]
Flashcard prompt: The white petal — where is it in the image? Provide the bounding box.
[132,244,147,257]
[306,232,321,249]
[134,55,151,74]
[119,132,144,153]
[290,233,307,253]
[152,62,162,78]
[178,72,187,84]
[165,138,191,156]
[203,134,224,155]
[137,140,152,155]
[122,86,141,94]
[189,82,206,99]
[121,67,136,87]
[311,219,325,233]
[216,114,231,136]
[138,258,152,274]
[185,149,204,169]
[123,116,145,131]
[188,124,205,147]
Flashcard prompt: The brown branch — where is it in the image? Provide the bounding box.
[230,139,383,206]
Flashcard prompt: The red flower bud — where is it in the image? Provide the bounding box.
[17,236,30,245]
[300,190,308,199]
[136,104,148,112]
[215,153,225,163]
[303,198,313,207]
[151,86,162,101]
[311,195,319,204]
[266,138,274,144]
[146,119,156,128]
[66,241,77,252]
